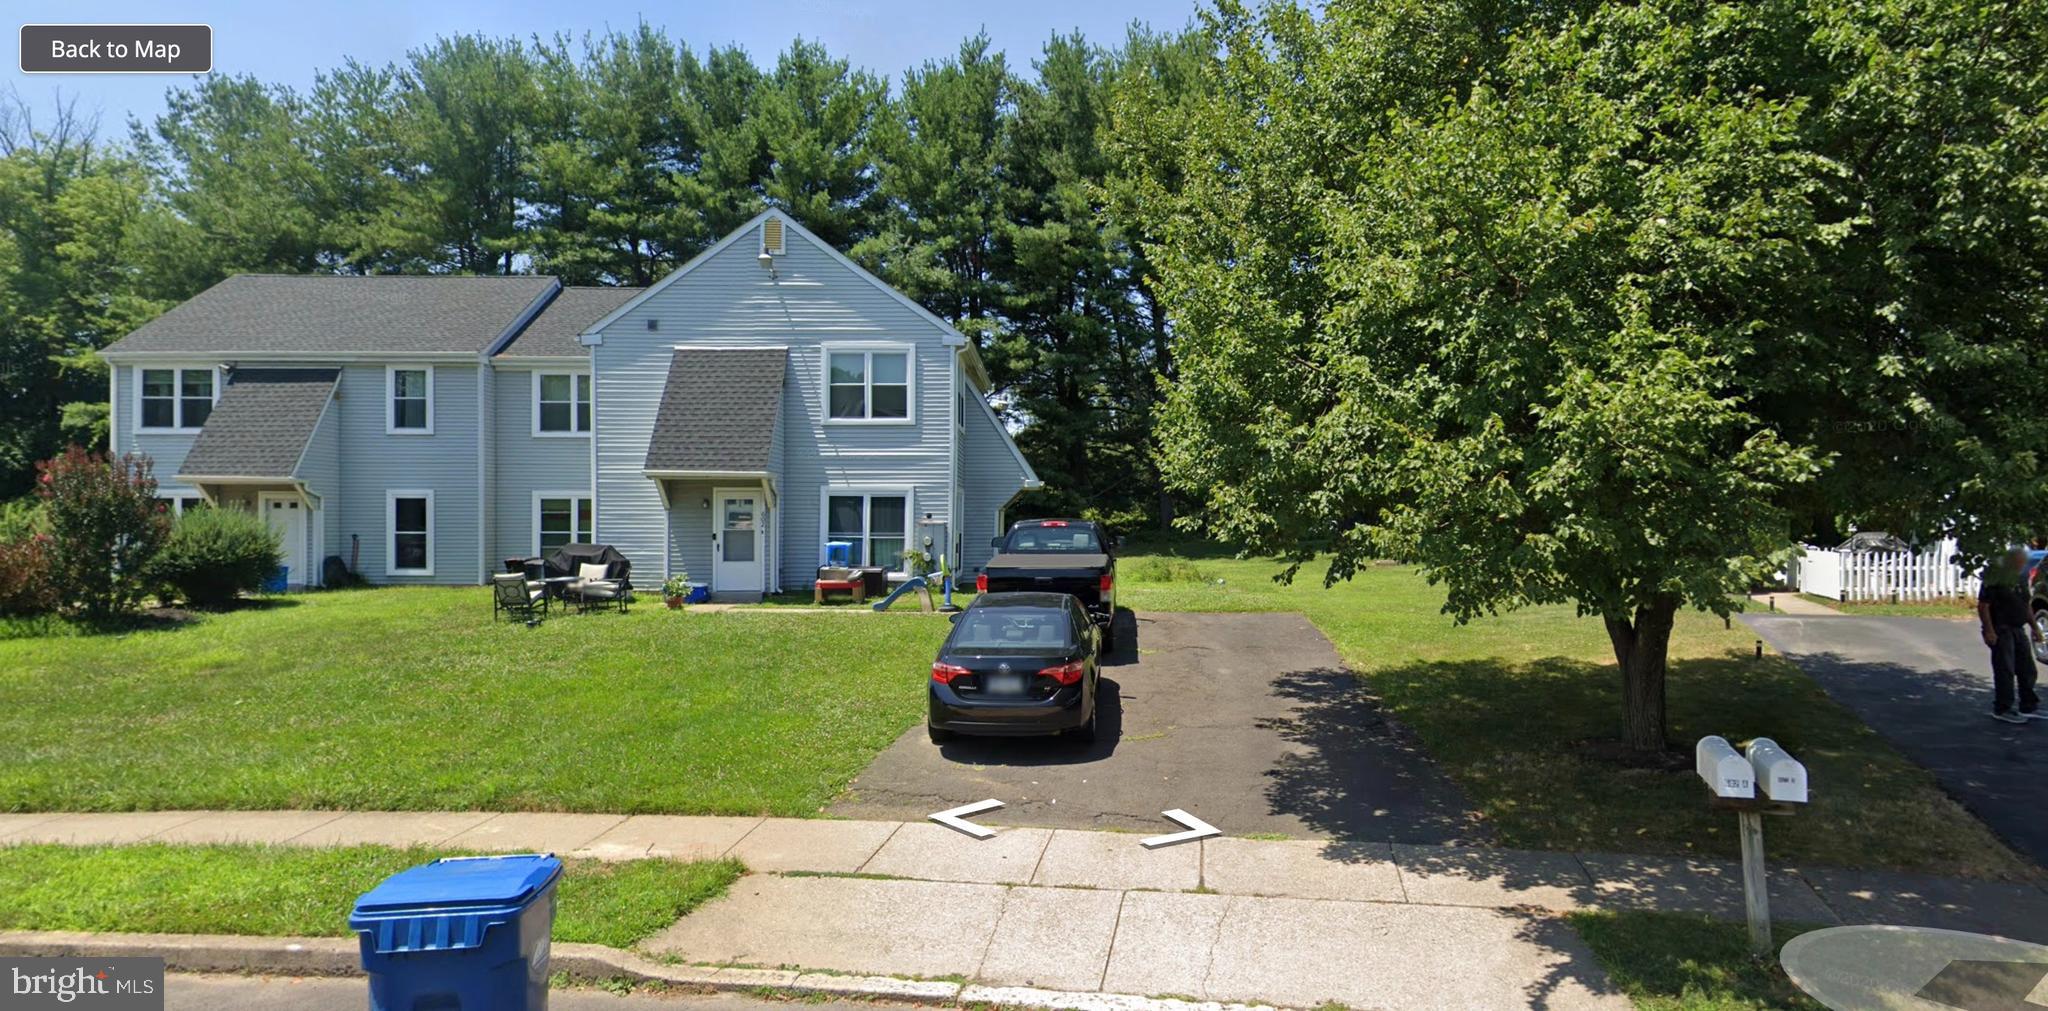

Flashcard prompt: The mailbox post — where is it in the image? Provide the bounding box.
[1696,735,1809,959]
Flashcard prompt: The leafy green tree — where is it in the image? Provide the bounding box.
[135,75,324,278]
[1148,0,2048,751]
[383,35,540,273]
[755,40,887,247]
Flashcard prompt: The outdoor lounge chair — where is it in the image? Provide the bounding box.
[492,572,549,623]
[563,561,629,614]
[545,543,634,614]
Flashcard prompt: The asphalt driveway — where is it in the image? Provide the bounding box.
[1745,613,2048,866]
[829,611,1483,847]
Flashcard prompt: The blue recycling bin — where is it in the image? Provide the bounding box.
[825,540,853,566]
[263,565,288,593]
[349,854,563,1011]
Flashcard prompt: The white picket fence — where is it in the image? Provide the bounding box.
[1789,538,1979,602]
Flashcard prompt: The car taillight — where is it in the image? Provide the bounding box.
[975,572,988,593]
[931,662,972,685]
[1099,571,1114,593]
[1040,660,1084,685]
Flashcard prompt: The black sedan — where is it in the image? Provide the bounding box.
[927,592,1101,744]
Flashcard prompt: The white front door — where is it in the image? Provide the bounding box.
[712,491,764,593]
[260,492,309,587]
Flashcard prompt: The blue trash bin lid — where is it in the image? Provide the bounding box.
[352,854,562,915]
[350,854,563,954]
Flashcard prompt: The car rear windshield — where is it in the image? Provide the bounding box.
[949,606,1074,650]
[1001,525,1102,553]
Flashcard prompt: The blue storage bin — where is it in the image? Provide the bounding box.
[825,540,853,566]
[683,582,710,604]
[263,565,288,593]
[349,853,563,1011]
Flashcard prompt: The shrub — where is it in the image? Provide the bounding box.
[0,498,49,541]
[0,535,58,616]
[36,447,171,619]
[1124,556,1212,583]
[150,506,283,608]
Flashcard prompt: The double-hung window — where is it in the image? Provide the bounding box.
[825,346,911,421]
[388,491,434,575]
[388,367,433,434]
[158,494,206,516]
[138,368,216,430]
[534,373,591,435]
[825,491,909,571]
[534,494,594,552]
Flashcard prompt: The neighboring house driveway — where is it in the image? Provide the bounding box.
[830,611,1484,847]
[1746,613,2048,866]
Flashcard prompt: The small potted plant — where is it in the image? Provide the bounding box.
[661,572,692,609]
[901,548,932,578]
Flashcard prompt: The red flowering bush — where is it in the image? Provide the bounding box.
[35,446,172,619]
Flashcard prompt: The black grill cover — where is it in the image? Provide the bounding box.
[544,543,632,583]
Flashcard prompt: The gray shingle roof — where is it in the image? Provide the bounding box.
[495,286,641,358]
[105,274,558,355]
[176,369,340,479]
[644,349,787,473]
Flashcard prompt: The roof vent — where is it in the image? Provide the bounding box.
[761,218,785,256]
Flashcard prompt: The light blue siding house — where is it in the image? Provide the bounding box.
[100,211,1040,596]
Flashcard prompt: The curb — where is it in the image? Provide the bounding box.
[0,931,1284,1011]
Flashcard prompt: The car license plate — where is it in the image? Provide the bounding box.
[986,673,1026,695]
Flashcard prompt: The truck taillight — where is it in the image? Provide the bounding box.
[931,662,971,685]
[1039,660,1084,685]
[1099,571,1114,593]
[975,572,988,593]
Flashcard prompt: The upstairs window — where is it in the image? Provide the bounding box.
[826,347,911,421]
[139,368,216,430]
[388,367,433,434]
[535,373,591,435]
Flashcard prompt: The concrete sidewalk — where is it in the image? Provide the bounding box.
[2,810,2042,940]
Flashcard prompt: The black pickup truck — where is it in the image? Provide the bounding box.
[977,518,1119,647]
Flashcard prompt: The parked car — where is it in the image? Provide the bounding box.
[927,592,1102,744]
[977,518,1119,648]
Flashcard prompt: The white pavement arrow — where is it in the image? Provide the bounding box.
[1140,808,1222,849]
[929,798,1004,839]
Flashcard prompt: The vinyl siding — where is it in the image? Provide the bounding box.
[960,389,1032,574]
[115,363,212,502]
[591,217,956,588]
[331,363,482,582]
[295,397,343,584]
[491,366,593,560]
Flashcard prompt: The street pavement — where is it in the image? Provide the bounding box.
[163,974,887,1010]
[830,610,1485,847]
[1746,612,2048,866]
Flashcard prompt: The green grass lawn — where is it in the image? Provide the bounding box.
[0,590,946,815]
[0,843,740,948]
[1120,553,2034,880]
[1567,911,1822,1011]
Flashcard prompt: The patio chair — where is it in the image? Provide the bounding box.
[492,572,549,623]
[564,561,629,615]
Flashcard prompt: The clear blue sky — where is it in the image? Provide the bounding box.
[9,0,1203,129]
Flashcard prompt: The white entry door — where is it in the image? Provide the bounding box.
[712,491,764,593]
[260,493,308,587]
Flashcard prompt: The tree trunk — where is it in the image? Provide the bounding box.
[1603,593,1679,752]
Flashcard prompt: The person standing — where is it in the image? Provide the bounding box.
[1979,546,2044,724]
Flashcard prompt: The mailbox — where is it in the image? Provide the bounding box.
[1695,736,1755,799]
[1744,737,1808,804]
